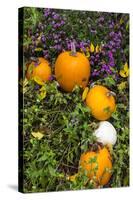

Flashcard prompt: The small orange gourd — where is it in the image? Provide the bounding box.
[79,147,112,186]
[86,85,116,120]
[55,42,90,92]
[26,57,51,83]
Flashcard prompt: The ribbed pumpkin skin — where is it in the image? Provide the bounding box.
[26,57,51,82]
[79,147,112,186]
[86,85,116,120]
[55,52,90,92]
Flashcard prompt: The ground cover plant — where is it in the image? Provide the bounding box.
[19,7,129,193]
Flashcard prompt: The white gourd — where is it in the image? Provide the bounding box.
[94,121,117,145]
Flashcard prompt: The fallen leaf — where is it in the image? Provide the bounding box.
[120,17,124,25]
[117,81,127,91]
[67,173,78,182]
[95,45,99,53]
[31,131,44,140]
[119,62,129,78]
[33,76,44,85]
[34,47,43,52]
[82,87,89,101]
[39,85,47,100]
[90,43,95,53]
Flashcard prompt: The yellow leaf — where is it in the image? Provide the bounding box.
[23,78,29,87]
[85,47,90,58]
[117,81,127,91]
[67,173,78,182]
[99,46,102,52]
[31,132,44,140]
[120,18,124,25]
[34,47,43,52]
[33,76,44,85]
[95,45,99,53]
[90,43,95,53]
[39,86,47,100]
[82,87,89,101]
[86,51,90,58]
[119,62,129,78]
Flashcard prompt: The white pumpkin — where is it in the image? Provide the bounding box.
[93,121,117,145]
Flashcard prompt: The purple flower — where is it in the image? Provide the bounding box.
[54,44,62,51]
[49,75,55,81]
[41,35,46,42]
[53,14,59,20]
[90,55,95,60]
[98,16,104,22]
[109,31,115,37]
[35,33,39,38]
[90,61,94,66]
[34,84,40,90]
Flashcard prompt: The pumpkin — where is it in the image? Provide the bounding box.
[94,121,117,146]
[79,147,112,186]
[86,85,116,120]
[55,42,90,92]
[26,57,51,83]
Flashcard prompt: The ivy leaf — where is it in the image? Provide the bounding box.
[31,131,44,140]
[82,87,89,101]
[119,62,129,78]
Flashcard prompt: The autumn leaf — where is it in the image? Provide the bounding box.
[33,76,44,85]
[67,173,78,182]
[119,62,129,78]
[31,131,44,140]
[82,87,89,101]
[39,85,47,100]
[34,47,43,52]
[95,45,99,53]
[90,43,95,53]
[117,81,127,91]
[120,17,124,25]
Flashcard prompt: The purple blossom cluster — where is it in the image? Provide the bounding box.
[25,9,129,80]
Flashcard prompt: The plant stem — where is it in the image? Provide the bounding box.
[70,41,77,56]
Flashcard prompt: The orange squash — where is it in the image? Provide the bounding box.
[79,147,112,186]
[55,42,90,92]
[26,57,51,83]
[86,85,116,120]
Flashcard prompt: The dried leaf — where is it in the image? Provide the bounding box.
[90,43,95,53]
[82,87,89,101]
[34,47,43,52]
[39,85,47,100]
[31,131,44,140]
[67,173,78,182]
[95,45,99,53]
[120,18,124,25]
[117,81,127,91]
[33,76,44,85]
[119,62,129,78]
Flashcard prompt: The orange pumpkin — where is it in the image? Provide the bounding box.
[26,57,51,83]
[79,147,112,186]
[55,43,90,92]
[86,85,116,120]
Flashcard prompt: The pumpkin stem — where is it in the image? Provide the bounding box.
[90,82,96,88]
[70,41,77,56]
[107,91,116,97]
